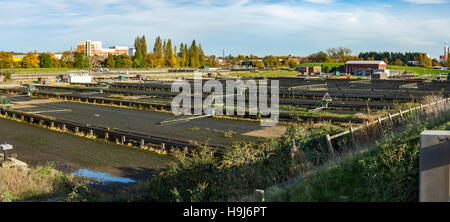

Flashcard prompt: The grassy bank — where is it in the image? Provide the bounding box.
[0,165,83,201]
[264,114,450,202]
[387,65,450,76]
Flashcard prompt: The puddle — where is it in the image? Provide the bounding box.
[71,169,136,184]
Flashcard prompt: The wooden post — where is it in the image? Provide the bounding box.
[104,132,109,140]
[161,143,166,150]
[89,129,94,137]
[326,134,334,155]
[399,110,403,118]
[255,189,265,202]
[121,136,126,144]
[50,121,54,128]
[75,127,79,133]
[62,124,66,131]
[140,139,145,147]
[350,127,356,145]
[377,117,382,124]
[388,113,393,124]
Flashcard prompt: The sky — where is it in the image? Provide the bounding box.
[0,0,449,59]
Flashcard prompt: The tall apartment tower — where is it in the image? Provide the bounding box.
[77,40,102,56]
[445,42,449,62]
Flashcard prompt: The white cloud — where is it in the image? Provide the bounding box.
[303,0,335,3]
[0,0,448,58]
[403,0,448,4]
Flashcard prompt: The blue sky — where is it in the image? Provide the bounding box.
[0,0,449,58]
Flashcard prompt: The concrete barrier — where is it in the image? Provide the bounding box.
[419,130,450,202]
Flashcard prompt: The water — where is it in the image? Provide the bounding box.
[71,169,136,184]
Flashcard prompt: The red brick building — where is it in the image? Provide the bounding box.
[345,60,387,75]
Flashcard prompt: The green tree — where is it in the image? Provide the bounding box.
[106,54,115,68]
[198,44,205,67]
[184,43,189,67]
[132,50,143,68]
[154,36,164,67]
[74,53,90,68]
[122,55,132,68]
[38,53,53,68]
[165,39,177,67]
[189,40,199,68]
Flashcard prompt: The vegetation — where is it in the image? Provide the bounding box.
[265,110,450,202]
[133,121,342,202]
[387,65,450,76]
[0,165,83,202]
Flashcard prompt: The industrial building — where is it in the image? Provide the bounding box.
[77,40,129,57]
[344,60,387,76]
[297,66,321,74]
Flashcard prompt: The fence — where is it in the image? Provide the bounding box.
[0,108,227,153]
[326,97,450,155]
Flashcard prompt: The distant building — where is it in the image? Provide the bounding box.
[440,42,449,62]
[68,74,92,83]
[77,40,129,57]
[407,61,419,66]
[12,54,25,62]
[344,60,387,75]
[297,66,321,74]
[128,48,136,56]
[371,72,388,80]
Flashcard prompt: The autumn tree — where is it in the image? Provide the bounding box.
[60,51,74,68]
[22,52,40,68]
[0,52,13,69]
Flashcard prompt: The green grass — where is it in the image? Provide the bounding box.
[265,116,450,202]
[1,68,79,74]
[386,65,450,76]
[230,70,298,77]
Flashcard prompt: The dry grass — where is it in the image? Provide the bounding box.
[0,165,78,202]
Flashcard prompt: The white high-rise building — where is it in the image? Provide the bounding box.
[441,42,449,62]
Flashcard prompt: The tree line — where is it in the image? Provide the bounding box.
[358,51,443,67]
[2,44,450,70]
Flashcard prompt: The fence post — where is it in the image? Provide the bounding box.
[326,134,334,155]
[419,130,450,202]
[255,189,265,202]
[350,127,356,145]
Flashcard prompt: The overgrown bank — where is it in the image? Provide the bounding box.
[0,165,86,202]
[264,113,450,202]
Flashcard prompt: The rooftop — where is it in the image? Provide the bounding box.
[345,60,386,65]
